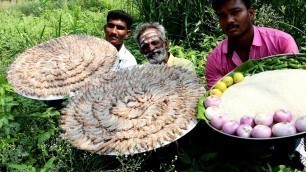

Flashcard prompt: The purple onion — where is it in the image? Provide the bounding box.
[210,114,229,130]
[273,109,293,123]
[272,122,297,137]
[221,120,239,135]
[204,95,221,108]
[254,112,274,126]
[295,116,306,132]
[236,124,253,138]
[240,116,255,127]
[205,106,221,120]
[251,125,272,138]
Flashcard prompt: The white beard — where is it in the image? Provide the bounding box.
[144,44,167,64]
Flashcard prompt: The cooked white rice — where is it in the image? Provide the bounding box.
[219,69,306,123]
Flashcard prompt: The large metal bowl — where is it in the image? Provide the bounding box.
[197,53,306,141]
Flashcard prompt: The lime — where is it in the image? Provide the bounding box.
[222,76,234,87]
[210,89,222,96]
[214,81,227,92]
[233,72,244,83]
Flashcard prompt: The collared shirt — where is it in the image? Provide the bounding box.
[114,44,137,70]
[205,25,299,89]
[167,53,196,75]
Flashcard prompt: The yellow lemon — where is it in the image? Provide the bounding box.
[233,72,244,83]
[222,76,234,87]
[210,89,223,96]
[214,81,227,92]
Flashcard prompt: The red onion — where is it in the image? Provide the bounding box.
[273,109,293,123]
[251,125,272,138]
[240,116,255,127]
[236,124,253,138]
[204,95,221,108]
[221,120,239,135]
[205,106,221,120]
[254,112,273,126]
[295,116,306,132]
[210,114,229,130]
[272,122,297,137]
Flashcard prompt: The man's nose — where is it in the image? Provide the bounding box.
[148,44,155,51]
[110,27,118,34]
[227,15,235,24]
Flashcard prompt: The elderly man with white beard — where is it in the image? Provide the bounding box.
[134,22,196,75]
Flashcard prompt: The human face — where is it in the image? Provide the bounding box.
[138,28,168,64]
[216,0,254,39]
[104,19,131,47]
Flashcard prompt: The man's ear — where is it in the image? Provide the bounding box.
[125,30,131,39]
[248,7,255,20]
[103,24,107,32]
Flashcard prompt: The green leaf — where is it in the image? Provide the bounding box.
[5,102,19,112]
[232,60,256,74]
[39,25,46,41]
[8,163,28,170]
[0,87,4,95]
[29,108,60,118]
[0,117,9,128]
[0,76,7,84]
[4,126,11,135]
[41,156,56,172]
[2,83,14,92]
[27,167,37,172]
[180,154,192,164]
[191,55,197,64]
[199,152,218,161]
[37,131,51,148]
[196,92,209,121]
[187,167,197,172]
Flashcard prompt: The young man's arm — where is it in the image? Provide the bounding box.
[279,34,299,54]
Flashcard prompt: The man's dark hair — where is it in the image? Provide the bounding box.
[212,0,251,11]
[106,10,133,30]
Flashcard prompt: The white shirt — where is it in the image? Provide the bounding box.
[113,44,137,70]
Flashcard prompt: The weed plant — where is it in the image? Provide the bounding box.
[132,0,220,47]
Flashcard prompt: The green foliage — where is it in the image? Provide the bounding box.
[115,154,144,172]
[253,0,306,51]
[0,0,145,76]
[169,34,224,85]
[0,77,59,171]
[132,0,220,47]
[253,3,284,29]
[131,0,306,52]
[0,1,108,76]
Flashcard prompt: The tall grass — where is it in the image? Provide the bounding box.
[131,0,219,48]
[255,0,306,52]
[0,0,145,74]
[130,0,306,52]
[0,0,104,75]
